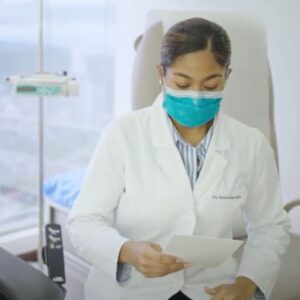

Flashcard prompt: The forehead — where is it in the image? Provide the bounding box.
[167,49,225,79]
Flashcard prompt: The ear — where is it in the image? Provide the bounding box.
[156,64,164,83]
[225,67,232,80]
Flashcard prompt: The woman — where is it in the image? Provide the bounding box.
[67,18,291,300]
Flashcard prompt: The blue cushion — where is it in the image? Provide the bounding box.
[43,168,85,209]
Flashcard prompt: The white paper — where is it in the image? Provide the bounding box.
[163,235,244,267]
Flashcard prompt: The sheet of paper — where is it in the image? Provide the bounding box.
[163,235,244,267]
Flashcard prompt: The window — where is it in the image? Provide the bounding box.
[0,0,115,237]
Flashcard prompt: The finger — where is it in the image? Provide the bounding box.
[139,253,172,274]
[146,260,185,277]
[159,253,181,264]
[146,250,179,264]
[165,262,186,274]
[204,286,222,296]
[148,243,183,264]
[140,260,167,278]
[145,246,164,262]
[140,267,160,278]
[149,242,163,252]
[211,292,224,300]
[145,245,186,268]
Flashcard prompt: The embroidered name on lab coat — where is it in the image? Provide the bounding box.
[213,195,242,199]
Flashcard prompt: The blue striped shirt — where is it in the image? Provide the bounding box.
[116,115,216,283]
[167,116,215,189]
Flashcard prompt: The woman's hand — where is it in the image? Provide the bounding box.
[118,240,188,278]
[204,276,257,300]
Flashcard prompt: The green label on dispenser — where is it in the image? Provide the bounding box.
[36,86,61,95]
[16,85,61,96]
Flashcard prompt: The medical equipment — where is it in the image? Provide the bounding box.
[42,224,66,286]
[7,72,79,97]
[6,0,79,271]
[0,224,66,300]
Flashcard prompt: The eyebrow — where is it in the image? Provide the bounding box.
[173,72,223,81]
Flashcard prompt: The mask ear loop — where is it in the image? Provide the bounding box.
[159,65,166,97]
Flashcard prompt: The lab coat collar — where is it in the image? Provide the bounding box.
[150,92,231,152]
[150,92,230,203]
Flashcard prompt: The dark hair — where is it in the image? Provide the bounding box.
[160,17,231,74]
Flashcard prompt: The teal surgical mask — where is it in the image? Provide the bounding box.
[162,84,223,128]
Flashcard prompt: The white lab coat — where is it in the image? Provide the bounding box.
[67,93,291,300]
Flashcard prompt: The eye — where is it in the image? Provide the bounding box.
[176,83,189,89]
[204,86,218,91]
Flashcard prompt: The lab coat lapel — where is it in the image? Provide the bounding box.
[193,110,230,199]
[150,94,230,205]
[150,93,194,203]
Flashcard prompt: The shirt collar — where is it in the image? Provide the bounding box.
[166,113,217,151]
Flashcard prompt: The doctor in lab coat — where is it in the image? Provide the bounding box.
[67,17,291,300]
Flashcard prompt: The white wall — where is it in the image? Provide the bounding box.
[114,0,300,233]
